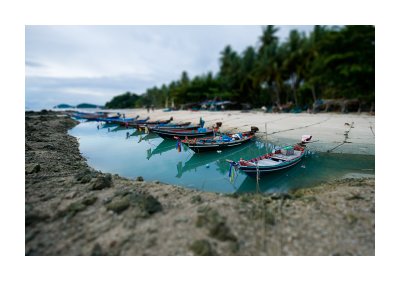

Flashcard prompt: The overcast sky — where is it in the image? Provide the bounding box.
[25,25,314,109]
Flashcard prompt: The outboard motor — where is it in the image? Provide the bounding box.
[301,135,312,143]
[251,126,259,133]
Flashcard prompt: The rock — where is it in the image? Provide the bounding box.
[80,174,92,184]
[26,163,41,174]
[264,209,276,226]
[345,193,364,200]
[43,144,55,150]
[82,195,97,206]
[140,195,162,215]
[189,239,215,256]
[64,191,77,199]
[228,241,240,254]
[66,202,87,217]
[196,208,237,242]
[59,195,97,218]
[25,211,49,226]
[106,196,130,214]
[240,195,251,203]
[128,193,162,215]
[135,176,144,182]
[90,174,112,190]
[190,195,202,204]
[270,192,292,200]
[91,243,104,256]
[146,237,158,248]
[75,169,92,183]
[209,221,237,242]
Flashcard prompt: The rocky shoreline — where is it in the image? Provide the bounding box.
[25,111,375,255]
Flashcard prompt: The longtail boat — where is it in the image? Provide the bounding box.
[142,117,205,131]
[138,116,174,126]
[138,121,192,131]
[125,117,173,128]
[98,115,139,125]
[152,122,222,140]
[180,127,259,153]
[124,117,150,127]
[227,138,309,177]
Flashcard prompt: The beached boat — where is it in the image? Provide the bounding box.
[180,127,259,153]
[152,122,222,140]
[97,115,139,125]
[227,141,308,176]
[125,117,173,128]
[139,117,174,126]
[151,127,214,139]
[138,121,193,131]
[124,117,150,127]
[146,117,206,132]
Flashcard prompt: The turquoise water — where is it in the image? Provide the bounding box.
[69,122,375,194]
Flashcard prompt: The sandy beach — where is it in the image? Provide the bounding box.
[25,111,375,255]
[112,109,375,155]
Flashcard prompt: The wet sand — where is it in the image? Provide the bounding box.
[25,111,375,255]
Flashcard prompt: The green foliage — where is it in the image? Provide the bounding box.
[104,25,375,110]
[105,92,141,109]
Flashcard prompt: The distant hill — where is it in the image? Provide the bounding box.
[54,103,74,109]
[76,103,103,109]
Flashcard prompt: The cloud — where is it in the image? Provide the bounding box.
[25,75,157,109]
[25,25,314,109]
[25,60,44,68]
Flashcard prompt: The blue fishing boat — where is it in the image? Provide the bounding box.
[97,115,139,124]
[181,127,259,153]
[139,121,192,130]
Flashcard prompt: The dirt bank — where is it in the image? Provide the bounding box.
[25,111,375,255]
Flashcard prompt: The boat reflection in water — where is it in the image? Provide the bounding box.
[142,133,160,141]
[234,163,307,193]
[176,140,261,178]
[130,128,145,136]
[110,125,131,132]
[99,122,118,129]
[146,139,177,160]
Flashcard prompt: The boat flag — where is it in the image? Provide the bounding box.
[200,117,205,128]
[229,162,238,183]
[176,138,182,152]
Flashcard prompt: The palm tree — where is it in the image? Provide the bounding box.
[238,46,259,105]
[254,26,283,106]
[219,45,241,99]
[258,25,279,54]
[283,30,308,107]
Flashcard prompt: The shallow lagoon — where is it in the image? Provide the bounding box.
[69,121,375,193]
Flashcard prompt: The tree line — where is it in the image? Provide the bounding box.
[105,25,375,111]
